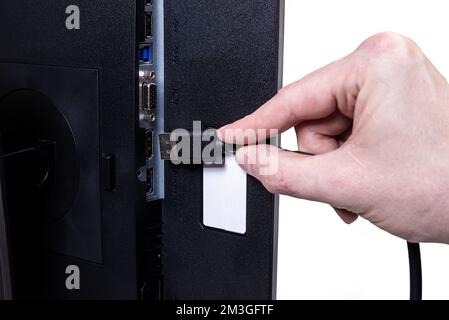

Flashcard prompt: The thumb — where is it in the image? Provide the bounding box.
[235,145,362,213]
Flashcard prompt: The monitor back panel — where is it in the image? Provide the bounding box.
[0,0,283,300]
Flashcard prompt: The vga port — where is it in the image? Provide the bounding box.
[142,83,157,111]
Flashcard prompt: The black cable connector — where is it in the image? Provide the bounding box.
[159,132,226,165]
[159,131,313,166]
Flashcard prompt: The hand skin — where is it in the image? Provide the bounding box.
[218,32,449,244]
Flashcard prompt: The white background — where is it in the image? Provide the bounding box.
[278,0,449,300]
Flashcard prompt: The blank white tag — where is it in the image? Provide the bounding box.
[203,153,247,234]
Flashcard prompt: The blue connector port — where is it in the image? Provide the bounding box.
[139,45,153,64]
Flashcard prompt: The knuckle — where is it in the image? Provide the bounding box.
[277,85,299,113]
[359,32,423,63]
[264,169,292,195]
[277,85,292,101]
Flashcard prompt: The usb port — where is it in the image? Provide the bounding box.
[142,83,157,111]
[146,169,154,195]
[145,12,153,38]
[139,45,153,64]
[146,130,154,160]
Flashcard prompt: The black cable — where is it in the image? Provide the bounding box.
[407,242,422,300]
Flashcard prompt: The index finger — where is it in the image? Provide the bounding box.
[217,56,356,144]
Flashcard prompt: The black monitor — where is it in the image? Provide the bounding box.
[0,0,284,300]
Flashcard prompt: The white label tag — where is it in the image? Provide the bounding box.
[203,154,247,234]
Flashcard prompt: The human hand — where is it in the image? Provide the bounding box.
[218,32,449,244]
